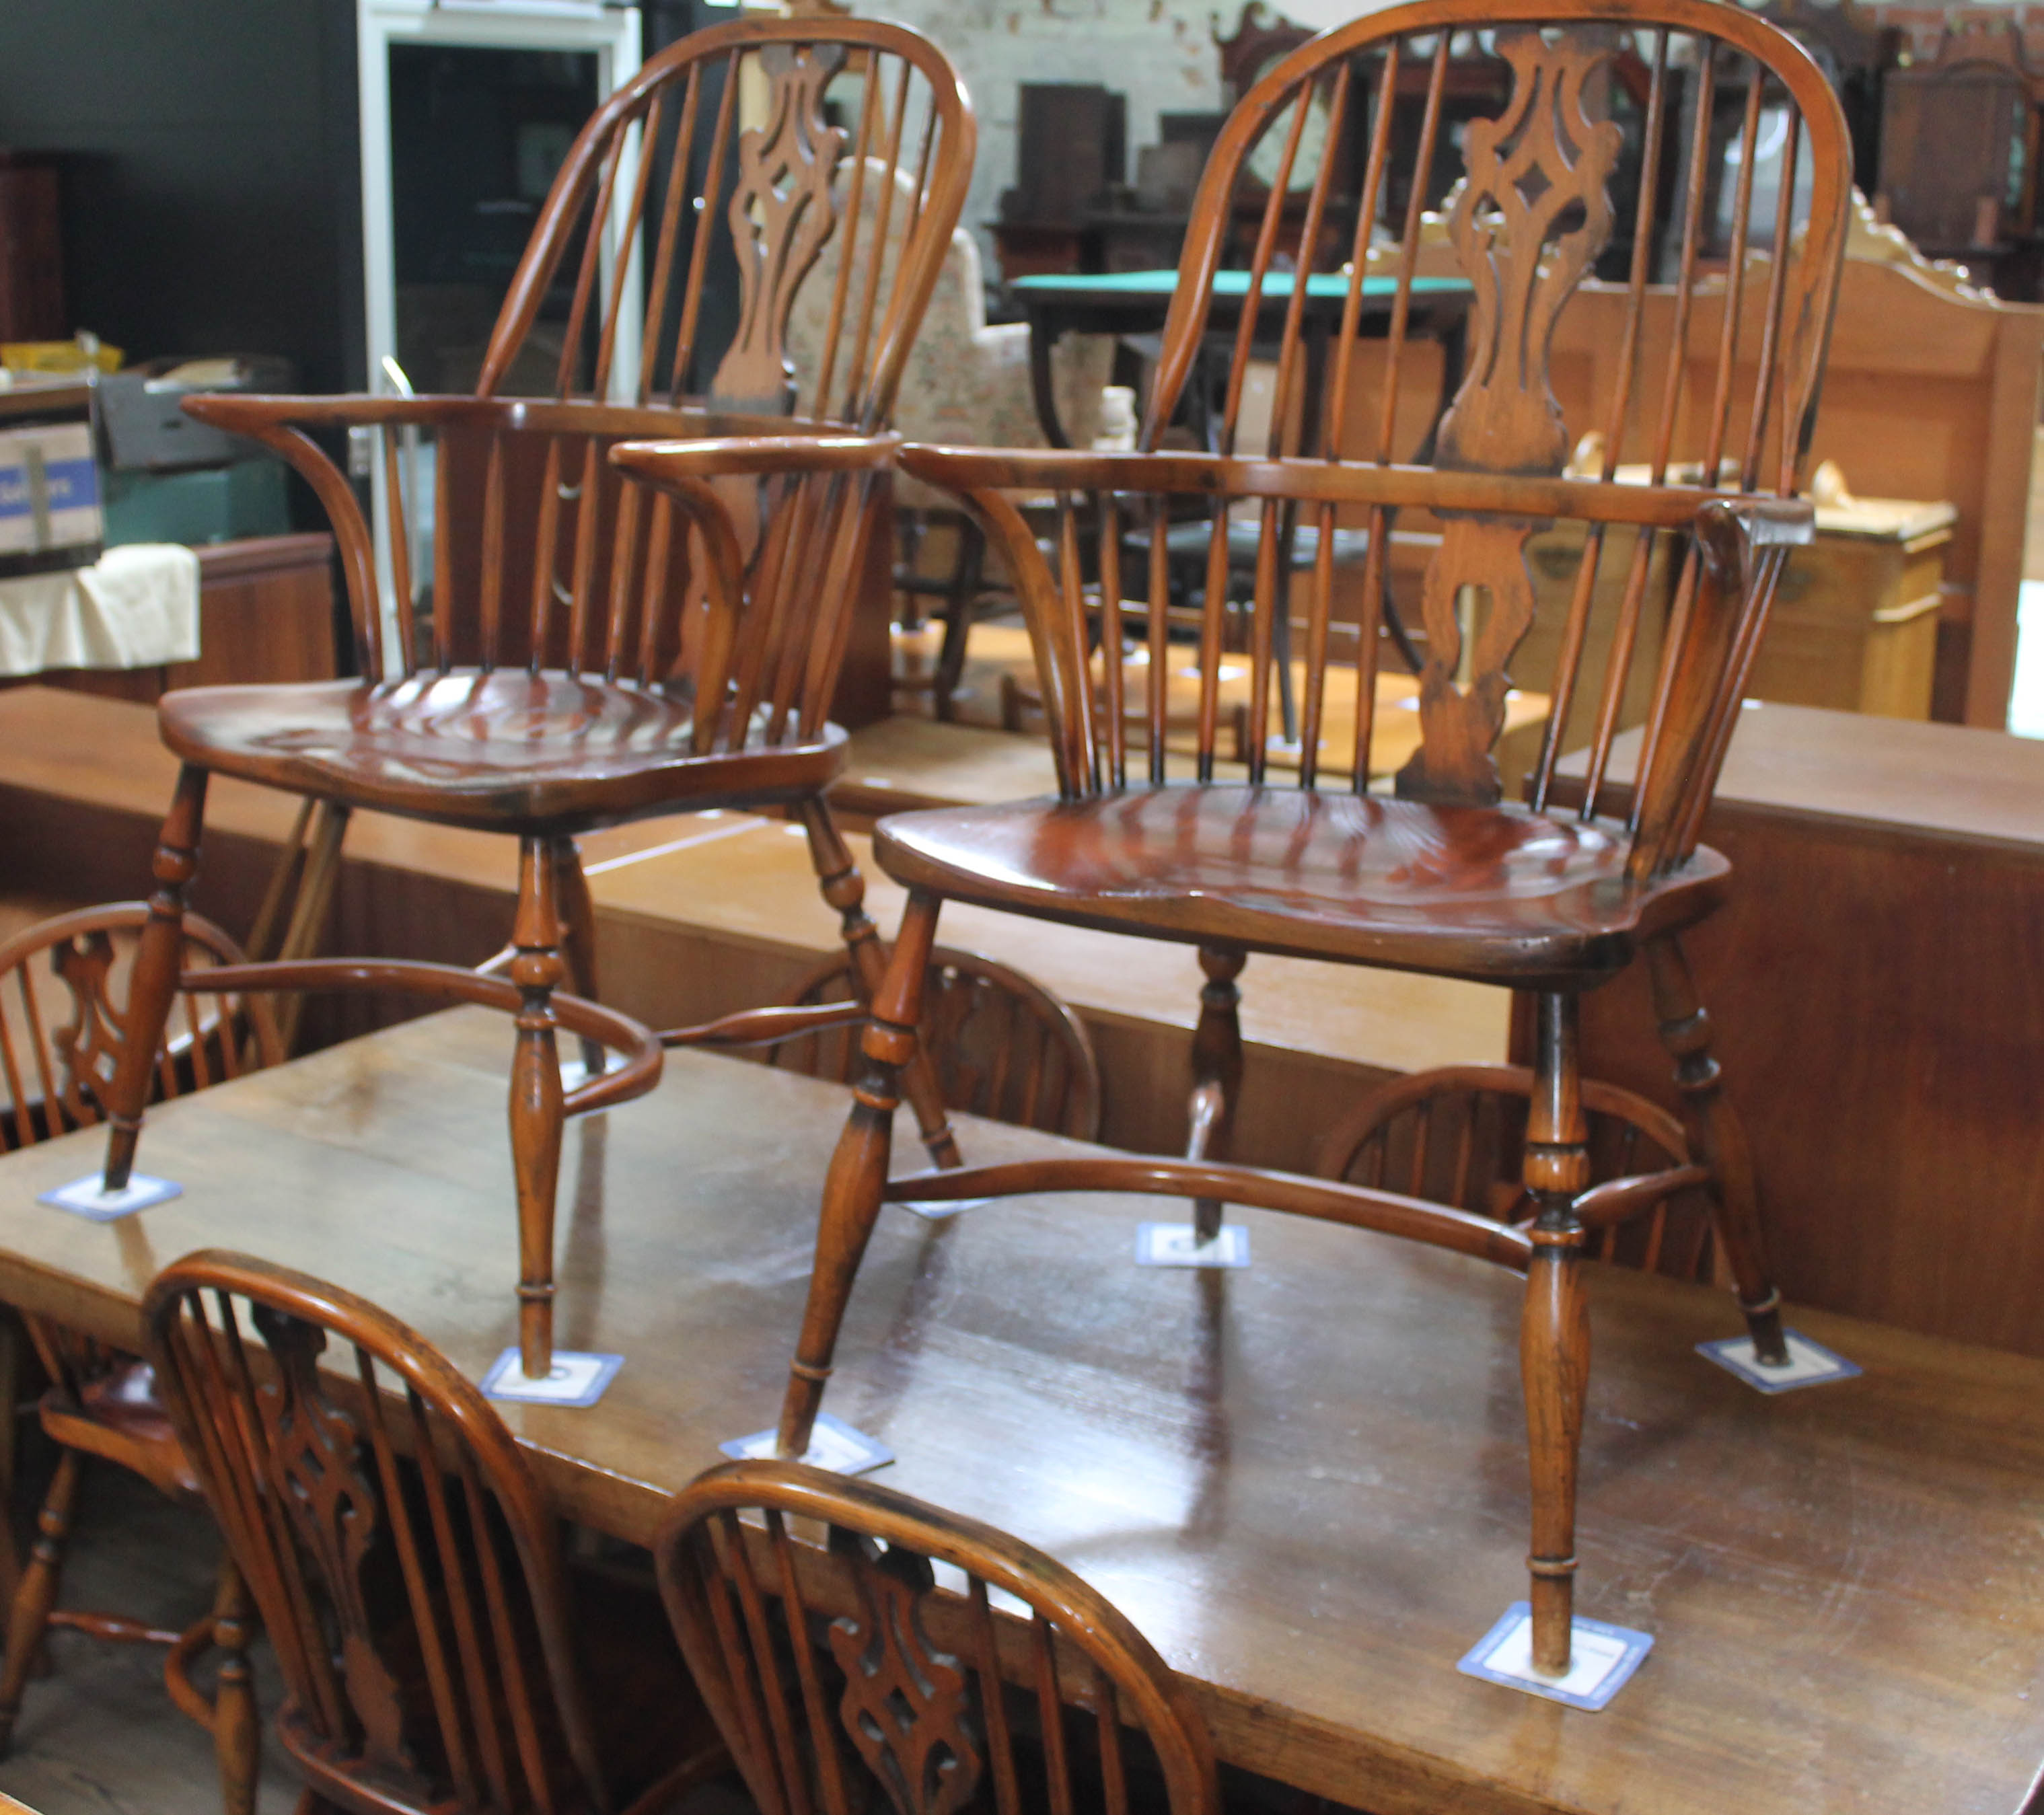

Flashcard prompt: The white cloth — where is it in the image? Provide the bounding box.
[0,543,201,676]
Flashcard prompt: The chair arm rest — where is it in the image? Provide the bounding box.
[608,433,899,486]
[182,391,797,441]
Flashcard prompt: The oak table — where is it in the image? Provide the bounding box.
[0,1010,2039,1815]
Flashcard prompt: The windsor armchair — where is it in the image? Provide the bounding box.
[144,1251,727,1815]
[95,17,976,1380]
[655,1460,1220,1815]
[0,904,282,1813]
[768,0,1851,1675]
[772,944,1103,1140]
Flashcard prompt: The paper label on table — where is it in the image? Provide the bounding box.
[721,1412,893,1476]
[1457,1603,1652,1711]
[480,1349,623,1409]
[1696,1328,1860,1395]
[894,1196,989,1222]
[1135,1222,1250,1268]
[39,1173,182,1221]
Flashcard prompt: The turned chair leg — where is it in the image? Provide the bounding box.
[206,1557,258,1815]
[551,836,606,1078]
[0,1449,81,1754]
[1188,947,1245,1243]
[1520,992,1590,1677]
[932,516,988,723]
[510,837,569,1379]
[102,765,209,1192]
[795,800,961,1168]
[1645,934,1787,1364]
[778,890,945,1459]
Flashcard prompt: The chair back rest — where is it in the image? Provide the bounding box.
[144,1252,605,1815]
[363,17,973,733]
[771,946,1103,1140]
[0,905,281,1154]
[936,0,1847,876]
[1316,1063,1719,1282]
[655,1460,1220,1815]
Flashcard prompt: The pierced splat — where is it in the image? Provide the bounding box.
[827,1534,983,1815]
[1396,30,1621,805]
[1436,29,1621,476]
[710,42,852,413]
[248,1304,413,1780]
[47,931,122,1132]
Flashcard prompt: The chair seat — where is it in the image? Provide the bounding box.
[873,786,1730,986]
[159,672,848,834]
[41,1362,200,1502]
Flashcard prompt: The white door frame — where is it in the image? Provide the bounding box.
[355,0,644,665]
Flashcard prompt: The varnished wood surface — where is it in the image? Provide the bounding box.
[0,1008,2040,1815]
[1556,700,2044,1356]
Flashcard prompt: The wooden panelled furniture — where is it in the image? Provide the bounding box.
[92,15,977,1381]
[143,1250,727,1815]
[688,0,1854,1677]
[657,1460,1220,1815]
[0,903,282,1815]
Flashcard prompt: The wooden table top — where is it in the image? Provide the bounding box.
[1,1010,2039,1815]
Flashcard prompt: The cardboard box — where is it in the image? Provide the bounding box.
[0,420,102,577]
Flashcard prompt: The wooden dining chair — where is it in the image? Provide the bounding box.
[760,0,1852,1674]
[144,1249,728,1815]
[0,903,285,1813]
[771,945,1103,1140]
[655,1459,1220,1815]
[92,17,977,1383]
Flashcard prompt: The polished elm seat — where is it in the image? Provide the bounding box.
[876,787,1729,976]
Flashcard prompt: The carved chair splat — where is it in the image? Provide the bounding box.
[750,0,1852,1676]
[96,15,977,1380]
[655,1460,1220,1815]
[144,1251,728,1815]
[0,904,286,1815]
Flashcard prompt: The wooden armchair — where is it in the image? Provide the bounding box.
[144,1251,727,1815]
[94,17,976,1380]
[655,1459,1219,1815]
[761,0,1850,1675]
[0,904,283,1813]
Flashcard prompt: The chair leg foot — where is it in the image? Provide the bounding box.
[511,838,568,1380]
[779,891,943,1458]
[103,764,209,1191]
[1646,935,1787,1366]
[0,1449,82,1755]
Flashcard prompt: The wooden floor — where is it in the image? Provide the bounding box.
[0,1447,296,1815]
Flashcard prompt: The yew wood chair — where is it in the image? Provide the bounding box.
[144,1250,727,1815]
[655,1460,1219,1815]
[768,0,1851,1673]
[96,17,976,1382]
[771,945,1103,1141]
[0,904,282,1813]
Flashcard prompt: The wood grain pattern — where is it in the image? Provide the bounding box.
[0,1012,2038,1815]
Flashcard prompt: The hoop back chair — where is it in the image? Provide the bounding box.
[98,17,977,1380]
[144,1251,725,1815]
[770,0,1851,1672]
[772,945,1103,1141]
[655,1460,1220,1815]
[0,905,285,1814]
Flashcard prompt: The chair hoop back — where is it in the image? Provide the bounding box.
[773,945,1103,1140]
[143,1251,606,1815]
[656,1459,1220,1815]
[0,904,282,1154]
[910,0,1849,875]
